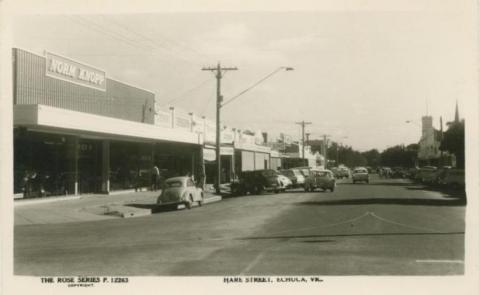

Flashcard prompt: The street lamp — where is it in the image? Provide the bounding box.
[405,120,421,127]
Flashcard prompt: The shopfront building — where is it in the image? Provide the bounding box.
[13,48,201,198]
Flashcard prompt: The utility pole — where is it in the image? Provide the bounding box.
[295,121,312,160]
[323,134,330,168]
[202,63,238,194]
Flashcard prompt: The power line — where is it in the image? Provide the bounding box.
[66,15,204,66]
[102,17,210,64]
[159,77,213,106]
[222,67,294,107]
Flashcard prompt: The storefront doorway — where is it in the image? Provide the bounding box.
[77,139,103,194]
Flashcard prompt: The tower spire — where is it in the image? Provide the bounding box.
[454,100,459,122]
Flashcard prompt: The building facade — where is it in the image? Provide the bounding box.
[13,48,200,198]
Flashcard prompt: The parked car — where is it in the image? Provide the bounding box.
[379,167,393,178]
[438,168,465,188]
[276,173,293,191]
[392,167,408,178]
[304,169,336,192]
[280,169,305,188]
[156,176,204,209]
[352,167,369,184]
[415,166,437,183]
[337,167,350,179]
[231,169,280,195]
[433,166,452,185]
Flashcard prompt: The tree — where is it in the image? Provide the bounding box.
[380,145,417,167]
[362,149,381,168]
[440,120,465,169]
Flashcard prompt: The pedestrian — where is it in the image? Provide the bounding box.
[151,165,160,191]
[197,167,205,190]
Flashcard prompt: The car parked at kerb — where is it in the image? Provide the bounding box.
[276,173,293,191]
[156,176,204,209]
[280,169,305,188]
[230,169,280,195]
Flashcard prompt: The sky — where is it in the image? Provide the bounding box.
[9,0,477,151]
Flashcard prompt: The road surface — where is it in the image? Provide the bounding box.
[14,176,465,275]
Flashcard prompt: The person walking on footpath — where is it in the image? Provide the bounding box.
[151,165,160,191]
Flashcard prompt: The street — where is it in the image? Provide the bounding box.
[14,175,465,276]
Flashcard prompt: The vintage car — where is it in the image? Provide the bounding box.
[230,169,280,195]
[415,166,438,183]
[156,176,204,209]
[352,167,369,184]
[304,169,336,192]
[438,168,465,188]
[279,169,305,188]
[337,167,351,179]
[276,173,293,191]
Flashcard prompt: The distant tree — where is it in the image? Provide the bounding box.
[362,149,381,168]
[308,139,324,154]
[440,120,465,169]
[380,145,417,167]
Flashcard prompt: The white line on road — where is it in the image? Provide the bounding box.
[415,260,464,264]
[240,252,266,275]
[270,212,371,236]
[368,212,444,233]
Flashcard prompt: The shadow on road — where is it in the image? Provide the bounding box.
[340,181,414,187]
[296,197,466,207]
[240,231,465,241]
[125,203,179,213]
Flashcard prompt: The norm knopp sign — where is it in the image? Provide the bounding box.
[45,52,106,91]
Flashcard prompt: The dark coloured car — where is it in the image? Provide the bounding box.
[304,169,336,192]
[231,169,280,195]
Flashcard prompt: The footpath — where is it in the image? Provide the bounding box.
[14,190,222,226]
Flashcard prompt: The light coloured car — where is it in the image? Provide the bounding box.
[276,173,293,191]
[280,169,305,188]
[157,176,204,209]
[304,169,336,192]
[352,167,369,184]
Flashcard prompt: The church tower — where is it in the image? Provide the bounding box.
[454,100,460,123]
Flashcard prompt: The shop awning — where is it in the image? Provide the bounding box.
[14,104,201,145]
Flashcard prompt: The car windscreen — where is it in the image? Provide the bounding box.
[261,170,277,177]
[292,170,303,176]
[165,180,183,188]
[315,172,328,177]
[354,169,367,173]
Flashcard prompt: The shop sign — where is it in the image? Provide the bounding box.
[203,148,216,161]
[280,133,292,144]
[221,147,234,156]
[192,115,204,134]
[204,120,216,144]
[221,129,234,144]
[175,114,190,130]
[155,110,172,128]
[45,52,106,91]
[203,147,234,161]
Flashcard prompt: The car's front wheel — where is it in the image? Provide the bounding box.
[185,195,193,209]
